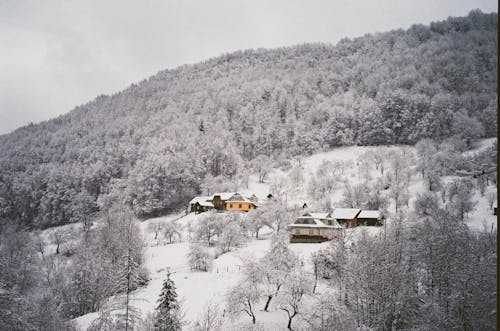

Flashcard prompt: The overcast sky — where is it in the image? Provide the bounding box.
[0,0,497,134]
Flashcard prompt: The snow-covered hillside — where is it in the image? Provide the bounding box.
[70,140,496,330]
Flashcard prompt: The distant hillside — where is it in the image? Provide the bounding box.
[0,10,497,229]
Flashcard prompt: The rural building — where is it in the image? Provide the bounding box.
[225,193,257,212]
[189,192,259,213]
[357,210,382,226]
[189,196,214,213]
[331,208,361,228]
[288,212,342,243]
[212,192,237,210]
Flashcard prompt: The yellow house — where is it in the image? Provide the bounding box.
[224,193,257,212]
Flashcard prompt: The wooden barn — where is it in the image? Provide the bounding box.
[357,210,382,226]
[330,208,361,228]
[188,196,214,213]
[288,212,342,243]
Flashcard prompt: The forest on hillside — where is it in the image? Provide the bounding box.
[0,10,497,229]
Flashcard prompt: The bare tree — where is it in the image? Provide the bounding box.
[288,164,304,188]
[446,178,476,221]
[486,191,497,209]
[252,155,273,183]
[277,269,313,330]
[164,221,181,244]
[187,244,213,272]
[192,299,224,331]
[52,229,66,254]
[226,280,260,324]
[147,222,163,242]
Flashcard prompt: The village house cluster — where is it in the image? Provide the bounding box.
[287,209,382,243]
[189,192,383,244]
[188,192,259,213]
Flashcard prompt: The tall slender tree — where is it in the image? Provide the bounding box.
[154,272,182,331]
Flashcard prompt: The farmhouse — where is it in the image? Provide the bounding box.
[331,208,361,228]
[288,212,342,243]
[357,210,382,226]
[225,193,257,212]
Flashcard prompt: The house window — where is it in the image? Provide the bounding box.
[229,204,233,208]
[239,204,242,209]
[295,229,300,234]
[309,229,313,235]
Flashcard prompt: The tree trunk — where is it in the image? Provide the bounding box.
[263,295,273,311]
[287,311,297,330]
[313,272,318,294]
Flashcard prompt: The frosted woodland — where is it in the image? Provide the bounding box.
[0,10,497,331]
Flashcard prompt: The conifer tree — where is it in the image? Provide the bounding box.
[154,272,182,331]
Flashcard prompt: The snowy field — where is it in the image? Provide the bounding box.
[67,140,497,330]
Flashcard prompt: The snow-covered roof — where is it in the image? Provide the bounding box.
[226,198,255,204]
[331,208,361,219]
[288,218,342,229]
[309,212,330,220]
[198,201,214,207]
[358,210,380,219]
[212,192,237,200]
[189,196,212,204]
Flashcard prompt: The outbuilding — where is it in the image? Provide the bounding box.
[357,210,382,226]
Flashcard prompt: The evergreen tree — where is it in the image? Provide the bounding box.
[154,272,182,331]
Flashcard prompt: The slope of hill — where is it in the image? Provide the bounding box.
[64,142,495,330]
[0,10,497,229]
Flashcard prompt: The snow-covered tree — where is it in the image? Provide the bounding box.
[252,155,273,183]
[259,234,299,312]
[164,221,181,244]
[486,191,497,209]
[414,191,440,217]
[154,272,183,331]
[277,269,313,330]
[445,178,476,221]
[217,221,244,254]
[226,280,261,324]
[192,299,224,331]
[187,244,213,272]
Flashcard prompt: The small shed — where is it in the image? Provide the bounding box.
[357,210,381,226]
[193,201,214,214]
[189,196,212,213]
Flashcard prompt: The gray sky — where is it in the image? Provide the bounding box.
[0,0,497,135]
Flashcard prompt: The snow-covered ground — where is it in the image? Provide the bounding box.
[73,214,332,330]
[68,140,496,330]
